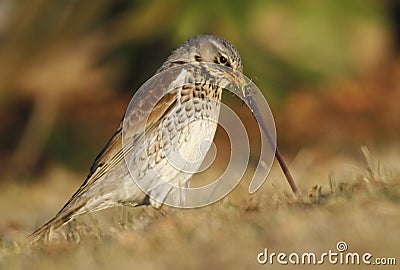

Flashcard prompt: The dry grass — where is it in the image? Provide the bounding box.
[0,2,397,269]
[0,147,399,270]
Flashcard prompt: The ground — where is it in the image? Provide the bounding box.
[0,145,399,270]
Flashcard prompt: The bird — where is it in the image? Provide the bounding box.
[28,35,243,242]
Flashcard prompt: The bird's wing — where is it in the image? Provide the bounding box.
[55,67,188,215]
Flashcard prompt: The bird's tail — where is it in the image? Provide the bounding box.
[27,204,85,244]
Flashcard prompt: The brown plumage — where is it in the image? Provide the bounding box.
[28,35,243,243]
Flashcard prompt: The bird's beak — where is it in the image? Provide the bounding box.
[224,69,247,99]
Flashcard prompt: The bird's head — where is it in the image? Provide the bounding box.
[158,35,243,73]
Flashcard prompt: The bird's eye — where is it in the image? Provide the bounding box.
[219,55,227,64]
[195,55,202,62]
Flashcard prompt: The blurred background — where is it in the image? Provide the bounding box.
[0,0,400,237]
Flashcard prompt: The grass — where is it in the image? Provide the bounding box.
[0,148,399,270]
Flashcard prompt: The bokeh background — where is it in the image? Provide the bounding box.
[0,1,400,269]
